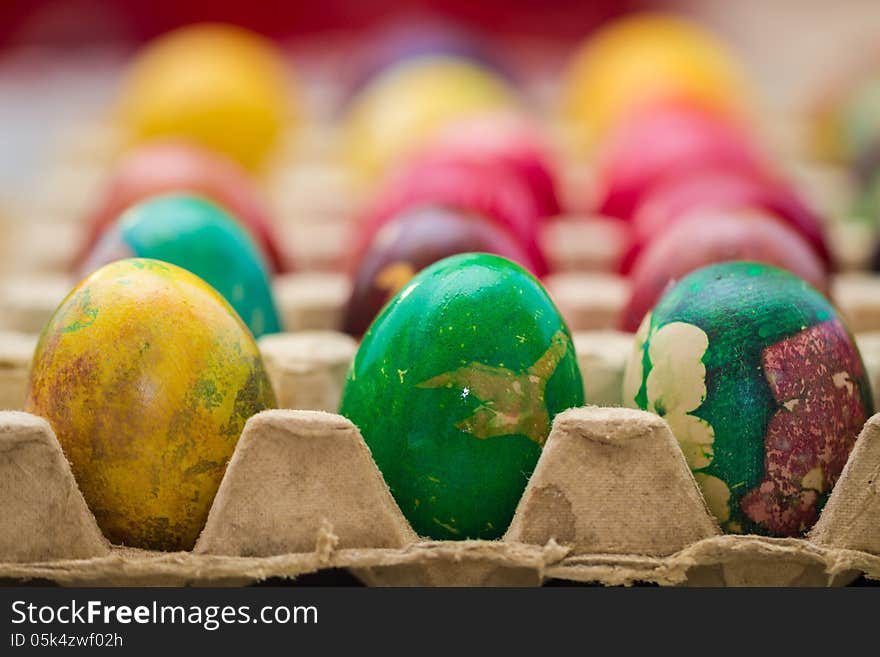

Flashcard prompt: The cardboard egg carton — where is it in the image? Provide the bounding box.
[572,330,632,407]
[258,331,357,412]
[0,332,38,410]
[833,273,880,333]
[1,405,878,586]
[0,215,83,276]
[543,272,629,331]
[540,215,627,273]
[272,272,351,331]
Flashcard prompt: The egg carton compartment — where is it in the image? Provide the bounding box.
[538,215,627,272]
[272,272,351,332]
[572,331,632,407]
[1,405,879,587]
[258,331,357,412]
[0,332,38,411]
[544,272,629,331]
[832,274,880,333]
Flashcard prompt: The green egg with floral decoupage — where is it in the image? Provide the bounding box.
[339,253,583,540]
[623,261,873,537]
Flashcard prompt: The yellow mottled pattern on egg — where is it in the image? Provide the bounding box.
[25,259,276,551]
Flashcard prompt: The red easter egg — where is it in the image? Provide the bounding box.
[420,113,561,218]
[343,205,539,336]
[621,209,830,331]
[359,157,548,275]
[77,140,286,273]
[595,100,764,221]
[622,169,831,272]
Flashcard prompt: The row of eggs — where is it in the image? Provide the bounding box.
[109,13,754,175]
[26,252,871,549]
[107,9,880,215]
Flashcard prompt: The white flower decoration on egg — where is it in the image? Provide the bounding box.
[625,318,716,470]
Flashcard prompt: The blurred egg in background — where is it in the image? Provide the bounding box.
[115,22,293,172]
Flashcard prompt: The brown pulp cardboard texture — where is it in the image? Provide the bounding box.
[257,331,357,412]
[272,272,351,331]
[194,411,415,557]
[505,408,719,555]
[572,331,632,407]
[1,406,879,586]
[0,412,109,563]
[0,332,36,410]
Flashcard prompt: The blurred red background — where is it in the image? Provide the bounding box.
[1,0,636,49]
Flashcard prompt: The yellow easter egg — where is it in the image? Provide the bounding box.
[561,12,751,152]
[344,56,517,178]
[116,23,290,171]
[25,258,276,551]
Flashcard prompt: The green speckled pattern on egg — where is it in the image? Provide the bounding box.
[339,253,583,540]
[623,261,873,537]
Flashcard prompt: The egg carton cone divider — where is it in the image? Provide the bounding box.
[1,408,879,586]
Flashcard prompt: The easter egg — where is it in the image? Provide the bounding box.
[339,253,583,540]
[80,194,281,338]
[344,56,517,177]
[561,12,751,151]
[621,210,830,332]
[419,112,561,218]
[626,169,831,270]
[595,101,763,221]
[77,140,286,273]
[622,262,872,536]
[25,259,277,550]
[117,23,290,171]
[342,206,540,336]
[360,157,548,275]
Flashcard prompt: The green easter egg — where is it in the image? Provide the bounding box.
[83,194,281,337]
[623,261,873,537]
[339,253,583,540]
